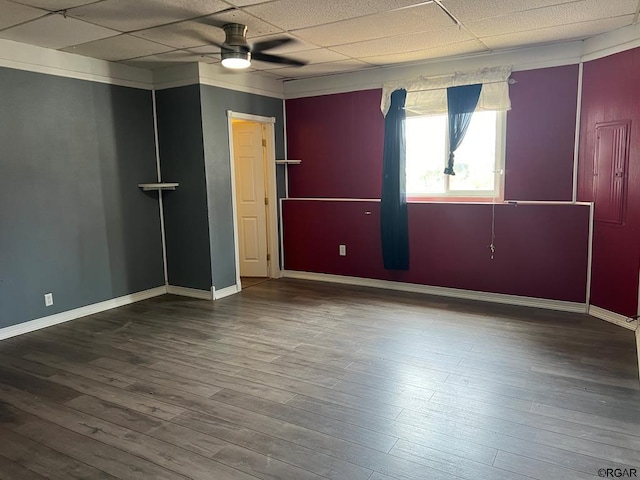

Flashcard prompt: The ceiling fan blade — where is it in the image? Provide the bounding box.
[252,52,307,67]
[252,37,295,52]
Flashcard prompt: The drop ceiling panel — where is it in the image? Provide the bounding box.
[62,34,173,61]
[67,0,231,32]
[362,39,488,65]
[0,0,45,30]
[131,10,282,50]
[10,0,99,9]
[222,0,272,5]
[188,44,222,55]
[124,49,217,69]
[466,0,638,37]
[244,0,430,30]
[441,0,581,21]
[331,26,473,58]
[204,8,284,37]
[131,19,226,49]
[0,14,118,49]
[293,3,454,47]
[482,16,635,50]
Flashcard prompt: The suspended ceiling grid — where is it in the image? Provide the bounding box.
[0,0,637,80]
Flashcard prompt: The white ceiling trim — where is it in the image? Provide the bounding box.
[0,38,153,89]
[283,41,584,99]
[581,21,640,62]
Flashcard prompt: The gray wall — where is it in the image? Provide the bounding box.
[0,67,164,328]
[156,85,213,291]
[200,85,285,290]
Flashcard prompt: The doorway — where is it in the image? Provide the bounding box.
[227,111,280,292]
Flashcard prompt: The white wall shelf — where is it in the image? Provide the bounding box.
[138,182,179,191]
[275,159,302,165]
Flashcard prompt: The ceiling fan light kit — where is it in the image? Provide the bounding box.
[213,22,307,70]
[221,50,251,69]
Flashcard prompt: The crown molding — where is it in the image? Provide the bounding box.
[582,22,640,63]
[0,38,153,89]
[282,41,584,99]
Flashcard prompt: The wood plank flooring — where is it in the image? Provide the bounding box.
[0,278,639,480]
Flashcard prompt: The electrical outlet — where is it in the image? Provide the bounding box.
[339,244,346,256]
[44,293,53,307]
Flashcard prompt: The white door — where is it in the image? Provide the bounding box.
[233,121,269,277]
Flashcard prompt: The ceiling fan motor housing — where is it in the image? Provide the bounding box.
[218,22,305,68]
[223,23,249,49]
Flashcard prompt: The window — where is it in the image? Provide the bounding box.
[406,110,505,200]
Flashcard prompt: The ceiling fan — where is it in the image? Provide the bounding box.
[210,23,308,70]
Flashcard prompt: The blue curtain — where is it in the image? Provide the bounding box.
[444,83,482,175]
[380,89,409,270]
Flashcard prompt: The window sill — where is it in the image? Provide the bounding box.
[408,196,503,204]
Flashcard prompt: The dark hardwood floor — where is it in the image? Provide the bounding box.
[0,278,639,480]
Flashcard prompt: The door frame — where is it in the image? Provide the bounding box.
[227,110,281,291]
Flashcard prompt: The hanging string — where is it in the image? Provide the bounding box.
[488,169,503,260]
[488,199,496,260]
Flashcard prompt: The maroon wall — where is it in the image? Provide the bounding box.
[578,48,640,316]
[283,200,589,302]
[286,89,384,199]
[505,65,579,201]
[283,67,591,304]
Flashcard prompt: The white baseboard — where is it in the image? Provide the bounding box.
[589,305,638,331]
[167,285,213,300]
[214,284,240,300]
[0,286,167,341]
[282,270,587,313]
[636,329,640,382]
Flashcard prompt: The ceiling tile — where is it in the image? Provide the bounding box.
[123,49,217,69]
[442,0,580,22]
[244,0,431,30]
[0,13,118,49]
[131,10,282,49]
[331,26,473,58]
[188,44,222,55]
[67,0,231,32]
[0,0,45,30]
[222,0,272,5]
[269,60,373,79]
[204,8,284,37]
[10,0,98,9]
[131,19,225,49]
[62,34,173,61]
[481,16,635,50]
[292,3,454,47]
[361,39,488,65]
[465,0,638,37]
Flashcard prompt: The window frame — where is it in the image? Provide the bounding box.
[406,110,507,203]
